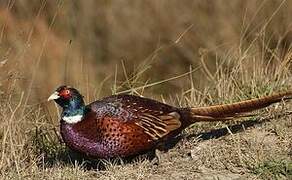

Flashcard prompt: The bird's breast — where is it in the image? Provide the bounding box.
[60,115,156,158]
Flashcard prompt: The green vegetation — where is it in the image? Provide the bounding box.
[253,160,292,179]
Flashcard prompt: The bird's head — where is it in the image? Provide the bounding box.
[48,85,84,109]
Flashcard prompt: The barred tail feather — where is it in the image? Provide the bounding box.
[190,91,292,122]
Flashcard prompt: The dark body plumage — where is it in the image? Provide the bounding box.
[60,95,190,158]
[48,86,292,159]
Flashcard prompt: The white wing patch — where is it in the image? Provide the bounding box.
[63,114,83,124]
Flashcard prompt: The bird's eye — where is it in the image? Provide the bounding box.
[60,89,71,98]
[64,90,70,95]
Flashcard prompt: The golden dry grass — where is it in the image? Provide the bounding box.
[0,0,292,179]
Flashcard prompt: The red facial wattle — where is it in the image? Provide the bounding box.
[59,89,71,99]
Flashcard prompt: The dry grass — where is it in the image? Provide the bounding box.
[0,0,292,179]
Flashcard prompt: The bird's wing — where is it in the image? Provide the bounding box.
[90,94,183,141]
[134,111,181,141]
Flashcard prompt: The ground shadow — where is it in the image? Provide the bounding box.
[187,118,265,141]
[160,112,290,151]
[187,112,290,141]
[40,113,290,170]
[41,143,157,170]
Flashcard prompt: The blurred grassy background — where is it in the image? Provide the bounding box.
[0,1,292,179]
[0,0,291,101]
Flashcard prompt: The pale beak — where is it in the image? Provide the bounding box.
[48,91,60,101]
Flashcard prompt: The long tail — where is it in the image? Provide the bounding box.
[189,90,292,122]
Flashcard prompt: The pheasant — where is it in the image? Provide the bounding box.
[48,85,292,159]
